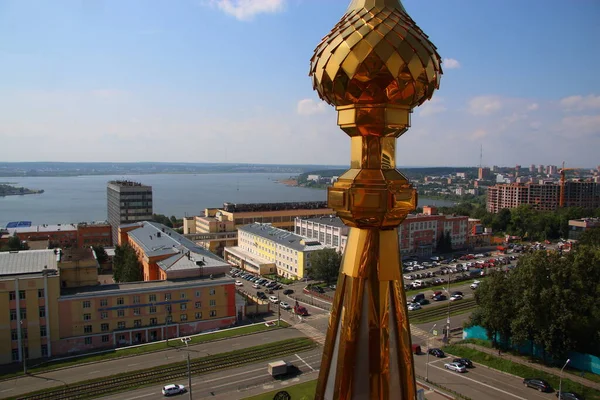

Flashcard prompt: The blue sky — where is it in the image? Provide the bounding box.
[1,0,599,167]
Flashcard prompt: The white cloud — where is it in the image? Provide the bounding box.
[297,98,328,115]
[471,129,487,140]
[418,97,446,117]
[560,94,600,111]
[210,0,285,21]
[559,115,600,137]
[443,58,461,69]
[527,103,539,111]
[467,96,502,115]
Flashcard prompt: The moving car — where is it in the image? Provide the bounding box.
[453,358,473,368]
[280,301,291,310]
[428,348,445,358]
[470,280,481,289]
[162,384,185,396]
[294,305,309,316]
[450,294,463,301]
[283,289,294,295]
[444,362,466,373]
[430,291,443,299]
[556,392,584,400]
[433,294,447,301]
[523,378,552,392]
[407,303,421,311]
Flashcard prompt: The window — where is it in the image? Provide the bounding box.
[180,292,186,299]
[210,310,217,317]
[195,291,201,297]
[165,305,172,313]
[134,319,141,327]
[85,337,92,345]
[195,312,202,320]
[41,345,48,357]
[9,292,16,301]
[166,316,173,323]
[12,349,19,362]
[209,289,216,295]
[210,300,216,307]
[83,301,91,309]
[10,309,17,320]
[133,308,141,316]
[149,294,157,302]
[195,302,201,309]
[117,321,125,329]
[149,306,156,314]
[84,325,92,333]
[117,310,125,317]
[164,293,171,301]
[180,303,187,311]
[20,310,27,320]
[101,323,109,332]
[40,326,47,337]
[102,335,110,343]
[133,295,140,304]
[39,306,46,318]
[19,290,26,300]
[117,297,124,305]
[180,314,188,321]
[101,312,108,319]
[22,328,28,339]
[100,299,108,307]
[150,318,157,325]
[11,329,17,340]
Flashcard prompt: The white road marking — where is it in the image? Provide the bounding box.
[0,389,14,392]
[296,353,315,371]
[212,373,271,389]
[127,363,140,367]
[202,367,264,383]
[88,371,100,375]
[123,393,155,400]
[429,364,529,400]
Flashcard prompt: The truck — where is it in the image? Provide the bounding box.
[268,360,290,377]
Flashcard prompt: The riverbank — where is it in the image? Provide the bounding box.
[0,184,44,197]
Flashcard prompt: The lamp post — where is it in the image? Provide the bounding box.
[20,320,27,374]
[181,337,193,400]
[425,323,437,382]
[558,358,570,398]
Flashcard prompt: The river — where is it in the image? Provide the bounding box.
[0,174,456,226]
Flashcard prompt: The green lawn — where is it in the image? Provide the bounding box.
[444,345,600,400]
[244,380,317,400]
[2,322,288,379]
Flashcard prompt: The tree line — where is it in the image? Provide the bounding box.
[469,228,600,363]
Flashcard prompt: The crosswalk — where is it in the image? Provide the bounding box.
[293,320,327,345]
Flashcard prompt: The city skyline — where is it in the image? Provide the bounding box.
[1,0,599,166]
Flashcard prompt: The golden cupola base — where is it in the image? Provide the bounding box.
[309,0,442,399]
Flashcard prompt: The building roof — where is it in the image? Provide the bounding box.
[0,249,59,277]
[7,224,77,235]
[239,223,327,252]
[221,201,329,213]
[125,221,229,272]
[296,216,346,228]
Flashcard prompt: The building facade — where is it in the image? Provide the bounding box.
[224,223,328,279]
[183,201,333,255]
[107,181,153,245]
[294,216,348,253]
[568,218,600,240]
[4,223,112,249]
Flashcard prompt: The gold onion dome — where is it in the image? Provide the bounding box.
[310,0,442,112]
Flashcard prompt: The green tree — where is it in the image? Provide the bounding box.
[577,227,600,246]
[491,208,511,232]
[151,214,173,228]
[113,244,143,283]
[1,234,29,252]
[92,245,109,264]
[310,248,342,286]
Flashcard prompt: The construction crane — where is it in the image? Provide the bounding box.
[559,161,580,207]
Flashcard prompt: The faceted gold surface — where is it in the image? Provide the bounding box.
[310,0,442,399]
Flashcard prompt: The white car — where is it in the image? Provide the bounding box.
[162,384,186,396]
[470,280,481,289]
[280,301,291,309]
[407,303,421,311]
[235,280,243,286]
[444,362,466,373]
[269,296,279,304]
[252,283,260,289]
[450,294,463,301]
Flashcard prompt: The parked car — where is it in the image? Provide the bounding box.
[418,298,430,306]
[252,283,260,289]
[428,348,445,358]
[283,289,294,295]
[411,293,425,303]
[523,378,552,392]
[433,294,447,301]
[235,280,243,286]
[444,362,466,373]
[269,296,279,304]
[556,392,584,400]
[257,292,267,300]
[162,384,186,396]
[408,303,421,311]
[453,358,473,368]
[280,302,291,310]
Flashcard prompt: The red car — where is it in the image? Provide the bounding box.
[294,305,309,316]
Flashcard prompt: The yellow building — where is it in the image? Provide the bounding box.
[0,250,61,365]
[57,248,99,288]
[183,201,333,255]
[224,223,329,280]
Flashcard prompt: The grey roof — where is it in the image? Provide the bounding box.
[239,223,325,252]
[126,221,229,272]
[297,216,346,228]
[7,224,77,235]
[0,249,59,277]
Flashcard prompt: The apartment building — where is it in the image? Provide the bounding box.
[183,201,333,255]
[107,180,153,245]
[294,216,348,253]
[224,223,328,279]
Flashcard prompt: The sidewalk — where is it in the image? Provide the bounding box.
[462,343,600,391]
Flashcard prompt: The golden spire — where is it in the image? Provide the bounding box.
[309,0,442,398]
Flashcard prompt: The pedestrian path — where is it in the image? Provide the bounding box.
[411,324,433,345]
[293,321,326,346]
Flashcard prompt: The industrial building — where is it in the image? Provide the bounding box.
[107,180,153,245]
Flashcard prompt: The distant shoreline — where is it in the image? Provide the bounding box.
[0,184,44,197]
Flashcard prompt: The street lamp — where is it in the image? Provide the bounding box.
[558,358,570,399]
[425,323,437,382]
[181,337,193,400]
[20,320,27,374]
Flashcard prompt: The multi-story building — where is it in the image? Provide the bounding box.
[183,201,333,255]
[487,181,600,213]
[76,222,112,248]
[0,250,61,365]
[538,165,545,174]
[568,218,600,240]
[224,223,328,279]
[294,216,348,253]
[5,222,112,249]
[107,181,153,245]
[478,167,491,180]
[58,248,99,288]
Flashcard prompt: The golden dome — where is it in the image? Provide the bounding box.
[310,0,442,108]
